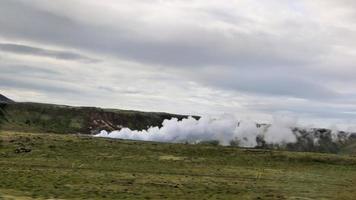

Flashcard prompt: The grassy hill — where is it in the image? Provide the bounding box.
[0,131,355,199]
[1,94,356,199]
[0,100,192,134]
[1,94,356,154]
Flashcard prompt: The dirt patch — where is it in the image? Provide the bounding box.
[159,155,186,161]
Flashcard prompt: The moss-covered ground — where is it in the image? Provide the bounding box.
[0,131,355,199]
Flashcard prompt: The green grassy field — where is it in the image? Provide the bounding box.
[0,131,356,200]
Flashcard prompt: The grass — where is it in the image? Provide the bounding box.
[0,131,356,199]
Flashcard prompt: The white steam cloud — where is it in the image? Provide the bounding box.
[94,115,297,147]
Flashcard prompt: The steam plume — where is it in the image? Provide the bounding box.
[94,115,297,147]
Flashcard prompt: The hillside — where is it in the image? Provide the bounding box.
[0,131,355,199]
[1,94,356,154]
[0,94,14,104]
[0,94,193,134]
[268,127,356,154]
[340,140,356,155]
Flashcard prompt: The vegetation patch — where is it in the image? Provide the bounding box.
[0,131,355,199]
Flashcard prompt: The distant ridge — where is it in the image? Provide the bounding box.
[0,94,14,103]
[0,93,355,154]
[0,97,194,135]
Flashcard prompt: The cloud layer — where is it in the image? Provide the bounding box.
[1,0,356,128]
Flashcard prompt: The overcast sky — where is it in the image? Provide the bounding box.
[1,0,356,128]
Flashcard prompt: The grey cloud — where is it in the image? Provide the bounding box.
[190,66,339,100]
[97,86,145,95]
[0,0,321,68]
[210,74,337,100]
[252,102,356,120]
[1,0,356,125]
[0,0,332,100]
[0,76,80,95]
[0,43,98,63]
[0,65,60,77]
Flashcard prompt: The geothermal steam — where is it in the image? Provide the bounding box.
[94,115,297,147]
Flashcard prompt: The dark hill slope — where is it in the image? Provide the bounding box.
[0,102,192,134]
[0,94,14,103]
